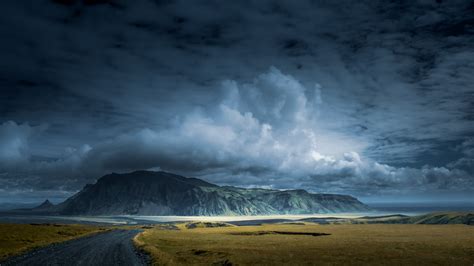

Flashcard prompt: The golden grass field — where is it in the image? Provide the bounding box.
[0,223,106,261]
[134,223,474,265]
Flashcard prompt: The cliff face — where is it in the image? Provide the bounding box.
[55,171,370,215]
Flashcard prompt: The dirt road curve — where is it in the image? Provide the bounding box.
[3,230,149,266]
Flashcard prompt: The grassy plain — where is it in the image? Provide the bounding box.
[135,223,474,265]
[0,223,106,261]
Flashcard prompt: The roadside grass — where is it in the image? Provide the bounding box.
[0,223,107,261]
[135,223,474,265]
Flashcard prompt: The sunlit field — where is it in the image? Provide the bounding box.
[135,223,474,265]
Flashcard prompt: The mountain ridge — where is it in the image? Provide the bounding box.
[46,170,370,216]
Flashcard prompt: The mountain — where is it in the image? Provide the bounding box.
[32,200,55,211]
[52,171,370,216]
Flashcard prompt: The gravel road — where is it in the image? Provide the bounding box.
[3,229,149,266]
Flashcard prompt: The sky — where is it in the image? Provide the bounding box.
[0,0,473,204]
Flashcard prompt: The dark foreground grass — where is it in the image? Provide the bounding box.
[0,223,106,261]
[135,223,474,265]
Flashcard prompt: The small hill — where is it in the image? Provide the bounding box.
[185,222,235,229]
[35,200,54,208]
[399,212,474,225]
[31,200,55,211]
[314,212,474,225]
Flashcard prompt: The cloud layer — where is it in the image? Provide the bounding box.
[0,0,473,202]
[1,68,473,202]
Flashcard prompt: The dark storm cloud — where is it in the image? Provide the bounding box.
[0,0,473,202]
